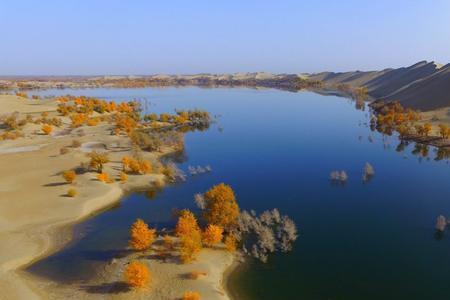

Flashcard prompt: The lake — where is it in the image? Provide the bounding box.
[29,87,450,300]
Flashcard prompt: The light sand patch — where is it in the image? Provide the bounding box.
[0,145,43,154]
[80,142,107,153]
[23,246,235,300]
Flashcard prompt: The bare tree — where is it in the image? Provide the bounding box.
[363,162,375,182]
[436,215,447,232]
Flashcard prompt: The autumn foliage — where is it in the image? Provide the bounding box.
[124,261,150,288]
[96,172,112,183]
[119,171,128,183]
[438,124,450,139]
[203,183,240,230]
[176,210,202,263]
[67,188,77,197]
[175,210,200,237]
[41,124,53,135]
[202,224,223,247]
[373,102,421,136]
[88,151,109,172]
[182,291,201,300]
[224,233,237,252]
[122,156,153,174]
[62,170,76,184]
[129,219,156,251]
[70,113,88,127]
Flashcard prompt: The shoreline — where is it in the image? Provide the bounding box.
[0,94,238,300]
[18,186,239,300]
[223,259,246,300]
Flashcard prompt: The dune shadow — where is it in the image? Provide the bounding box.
[138,252,180,264]
[80,281,130,294]
[43,182,67,187]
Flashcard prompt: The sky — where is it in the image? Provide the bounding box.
[0,0,449,75]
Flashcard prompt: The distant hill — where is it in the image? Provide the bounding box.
[308,61,450,111]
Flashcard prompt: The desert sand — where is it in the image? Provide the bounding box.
[0,95,235,300]
[309,61,450,111]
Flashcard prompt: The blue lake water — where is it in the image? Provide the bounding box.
[29,87,450,300]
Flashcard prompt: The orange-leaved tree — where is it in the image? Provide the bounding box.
[438,124,450,139]
[182,291,201,300]
[203,183,240,230]
[179,231,202,263]
[62,170,76,184]
[67,188,77,197]
[119,171,128,183]
[41,124,53,135]
[224,233,237,252]
[175,209,200,237]
[88,151,109,172]
[176,210,202,263]
[122,156,131,171]
[129,218,156,251]
[423,123,432,137]
[96,172,112,183]
[124,261,150,288]
[202,224,223,247]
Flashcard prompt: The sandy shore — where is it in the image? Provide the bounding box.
[0,95,236,300]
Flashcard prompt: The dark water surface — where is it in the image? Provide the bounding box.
[29,87,450,300]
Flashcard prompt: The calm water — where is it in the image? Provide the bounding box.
[29,87,450,300]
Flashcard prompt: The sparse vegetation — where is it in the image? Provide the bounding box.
[71,139,82,148]
[96,172,112,183]
[62,170,76,184]
[124,261,150,288]
[129,218,156,251]
[88,151,109,172]
[182,291,201,300]
[41,124,53,135]
[67,188,77,197]
[59,147,70,155]
[119,171,128,183]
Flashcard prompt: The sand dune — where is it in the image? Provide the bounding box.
[382,64,450,111]
[308,61,450,111]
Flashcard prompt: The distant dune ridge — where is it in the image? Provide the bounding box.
[308,61,450,111]
[1,61,449,111]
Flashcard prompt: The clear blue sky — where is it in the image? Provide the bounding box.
[0,0,449,75]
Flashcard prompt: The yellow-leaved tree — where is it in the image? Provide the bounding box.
[124,261,150,288]
[182,291,201,300]
[62,170,76,184]
[202,224,223,247]
[203,183,240,230]
[129,218,156,251]
[88,151,109,172]
[176,210,202,263]
[224,233,237,252]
